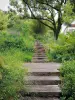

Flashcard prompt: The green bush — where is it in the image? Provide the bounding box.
[0,16,36,99]
[60,60,75,100]
[31,20,48,38]
[0,30,34,99]
[47,32,75,62]
[0,33,23,50]
[0,53,27,100]
[0,32,34,62]
[0,10,8,30]
[0,57,4,80]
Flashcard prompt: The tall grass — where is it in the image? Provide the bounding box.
[0,30,35,99]
[0,49,27,100]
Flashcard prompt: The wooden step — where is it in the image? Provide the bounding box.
[21,63,61,99]
[33,55,47,57]
[28,71,60,76]
[32,57,48,59]
[23,85,61,97]
[24,63,60,76]
[25,76,61,85]
[35,50,45,53]
[32,61,48,63]
[32,58,48,61]
[34,46,44,48]
[33,53,46,56]
[32,59,48,63]
[22,97,60,100]
[28,69,60,76]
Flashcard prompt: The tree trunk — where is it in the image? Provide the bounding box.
[54,23,62,40]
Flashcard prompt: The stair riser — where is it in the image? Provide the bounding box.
[22,92,61,97]
[34,52,46,54]
[34,52,45,54]
[34,47,44,49]
[32,60,48,62]
[32,60,49,63]
[32,59,48,61]
[33,55,46,57]
[22,97,60,100]
[32,57,48,59]
[28,72,60,76]
[25,80,61,85]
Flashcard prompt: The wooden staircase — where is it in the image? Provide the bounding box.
[32,41,48,63]
[20,41,61,100]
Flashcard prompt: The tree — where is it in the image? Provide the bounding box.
[70,0,75,13]
[31,20,47,35]
[9,0,74,40]
[63,0,75,24]
[8,11,21,28]
[0,10,8,31]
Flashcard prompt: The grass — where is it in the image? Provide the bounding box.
[0,48,28,99]
[0,31,35,99]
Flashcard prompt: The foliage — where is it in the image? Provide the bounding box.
[8,0,64,39]
[60,60,75,100]
[70,0,75,13]
[8,13,31,35]
[31,20,47,37]
[0,10,8,30]
[47,32,75,62]
[0,54,27,100]
[0,33,24,50]
[0,30,34,99]
[0,32,34,62]
[8,13,47,39]
[63,0,75,24]
[0,8,36,99]
[8,12,20,28]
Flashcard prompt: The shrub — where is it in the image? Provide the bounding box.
[47,32,75,62]
[0,57,4,80]
[60,60,75,100]
[0,33,24,50]
[0,54,27,100]
[0,10,8,30]
[0,32,34,56]
[31,20,47,38]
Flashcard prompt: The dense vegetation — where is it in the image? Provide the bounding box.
[43,32,75,100]
[0,56,27,99]
[0,11,35,99]
[60,61,75,100]
[46,32,75,62]
[0,0,75,99]
[36,31,75,100]
[9,0,75,40]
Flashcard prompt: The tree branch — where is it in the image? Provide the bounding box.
[36,0,60,11]
[23,0,54,30]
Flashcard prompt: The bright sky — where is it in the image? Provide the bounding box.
[0,0,9,11]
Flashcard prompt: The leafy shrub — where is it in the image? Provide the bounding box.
[0,57,4,80]
[0,33,25,50]
[60,60,75,100]
[0,15,35,99]
[0,32,34,59]
[0,10,8,30]
[31,20,47,38]
[47,32,75,62]
[0,53,27,100]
